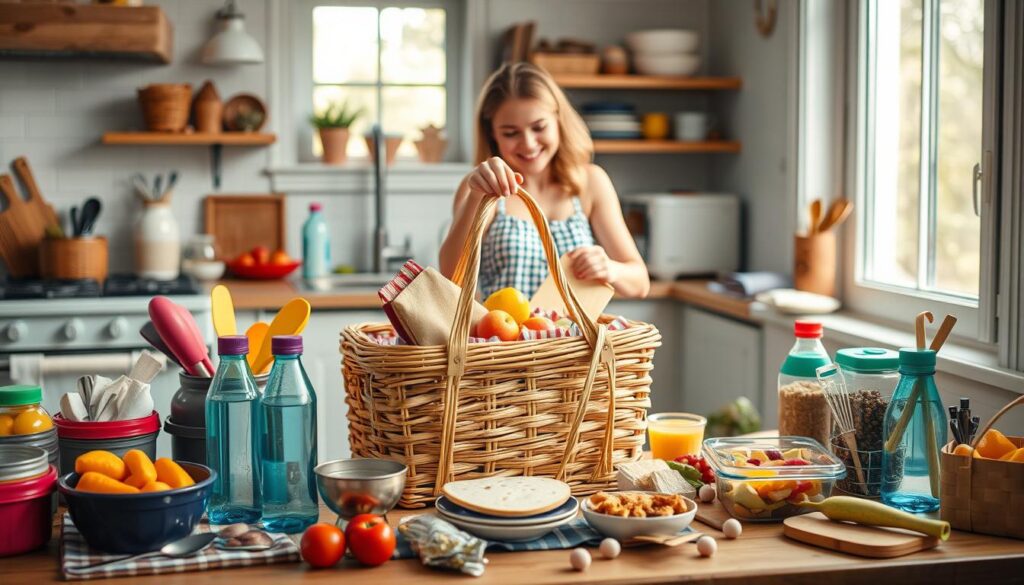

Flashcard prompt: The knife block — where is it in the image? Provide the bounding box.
[794,231,836,297]
[40,236,109,283]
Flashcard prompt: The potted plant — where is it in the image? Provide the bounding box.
[311,100,363,165]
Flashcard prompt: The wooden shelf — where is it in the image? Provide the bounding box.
[0,4,172,64]
[593,140,741,154]
[102,132,277,146]
[553,74,742,90]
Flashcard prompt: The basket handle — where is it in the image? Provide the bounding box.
[968,394,1024,451]
[433,187,616,495]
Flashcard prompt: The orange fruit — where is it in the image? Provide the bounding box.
[251,246,270,265]
[975,429,1016,459]
[483,287,531,325]
[236,253,255,267]
[13,408,52,435]
[0,414,13,436]
[522,316,555,331]
[952,443,974,457]
[475,309,520,341]
[1005,448,1024,463]
[271,250,292,265]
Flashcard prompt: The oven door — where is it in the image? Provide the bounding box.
[1,350,181,456]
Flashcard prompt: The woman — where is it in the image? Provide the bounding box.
[439,62,649,300]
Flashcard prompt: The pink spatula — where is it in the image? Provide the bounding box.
[148,296,214,377]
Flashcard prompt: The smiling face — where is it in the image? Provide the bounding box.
[490,97,560,176]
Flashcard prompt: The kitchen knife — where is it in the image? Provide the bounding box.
[149,296,213,377]
[139,321,184,368]
[211,284,238,336]
[252,298,311,374]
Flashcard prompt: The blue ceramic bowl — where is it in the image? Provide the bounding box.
[58,462,215,554]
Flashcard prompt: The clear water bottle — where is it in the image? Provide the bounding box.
[258,335,318,533]
[206,335,262,524]
[777,321,832,446]
[302,203,330,279]
[881,348,946,513]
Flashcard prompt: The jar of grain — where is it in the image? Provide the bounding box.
[777,321,831,446]
[834,347,899,452]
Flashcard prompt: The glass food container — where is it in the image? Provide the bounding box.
[0,385,54,437]
[702,436,846,522]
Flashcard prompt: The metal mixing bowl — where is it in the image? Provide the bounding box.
[314,458,407,524]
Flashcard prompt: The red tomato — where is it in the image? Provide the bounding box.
[345,514,396,566]
[301,523,345,568]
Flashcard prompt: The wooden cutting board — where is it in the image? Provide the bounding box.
[13,156,59,234]
[530,254,615,322]
[783,512,940,558]
[0,174,45,277]
[204,194,285,260]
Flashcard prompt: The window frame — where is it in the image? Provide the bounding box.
[842,0,1001,343]
[290,0,463,164]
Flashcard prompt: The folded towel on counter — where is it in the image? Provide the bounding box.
[708,272,791,298]
[60,515,299,580]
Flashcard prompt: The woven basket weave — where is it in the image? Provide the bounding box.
[940,394,1024,539]
[342,188,661,508]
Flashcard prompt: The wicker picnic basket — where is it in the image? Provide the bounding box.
[940,394,1024,539]
[342,188,661,507]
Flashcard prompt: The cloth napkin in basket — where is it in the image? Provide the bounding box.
[379,259,488,345]
[392,514,694,559]
[60,514,300,580]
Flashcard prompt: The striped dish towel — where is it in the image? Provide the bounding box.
[60,514,300,580]
[392,514,694,559]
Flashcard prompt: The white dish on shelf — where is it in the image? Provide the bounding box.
[586,120,642,132]
[634,53,701,76]
[626,29,699,54]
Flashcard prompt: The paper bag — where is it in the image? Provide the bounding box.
[387,267,488,345]
[530,254,615,323]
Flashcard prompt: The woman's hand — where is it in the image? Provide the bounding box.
[568,246,620,284]
[466,157,522,197]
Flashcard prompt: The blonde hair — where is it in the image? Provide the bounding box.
[475,62,593,195]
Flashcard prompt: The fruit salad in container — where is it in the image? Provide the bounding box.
[702,436,845,522]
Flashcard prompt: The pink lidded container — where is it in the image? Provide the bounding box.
[0,445,57,556]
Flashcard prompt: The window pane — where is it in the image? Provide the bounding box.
[382,86,446,157]
[933,0,982,296]
[313,7,378,84]
[312,86,377,157]
[380,7,446,84]
[866,0,922,289]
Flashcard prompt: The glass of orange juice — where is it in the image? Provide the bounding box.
[647,413,707,460]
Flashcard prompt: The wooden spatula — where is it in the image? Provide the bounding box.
[211,284,238,336]
[252,298,311,375]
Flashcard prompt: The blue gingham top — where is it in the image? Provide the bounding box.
[479,196,596,299]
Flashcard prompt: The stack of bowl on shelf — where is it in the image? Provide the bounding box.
[626,29,701,76]
[582,102,641,140]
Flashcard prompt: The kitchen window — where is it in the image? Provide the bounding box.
[291,0,462,162]
[848,0,1000,340]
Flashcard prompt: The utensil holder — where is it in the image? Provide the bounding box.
[794,231,836,297]
[39,237,108,282]
[137,83,191,132]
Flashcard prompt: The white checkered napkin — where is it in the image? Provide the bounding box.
[60,514,300,580]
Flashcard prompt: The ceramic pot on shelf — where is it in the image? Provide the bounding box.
[134,199,180,281]
[319,127,350,165]
[193,80,223,134]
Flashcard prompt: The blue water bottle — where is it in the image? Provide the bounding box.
[881,348,946,513]
[258,335,318,533]
[302,203,330,279]
[206,335,262,524]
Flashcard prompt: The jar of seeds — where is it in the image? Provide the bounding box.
[777,321,832,446]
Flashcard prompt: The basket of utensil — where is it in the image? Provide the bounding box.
[138,84,192,132]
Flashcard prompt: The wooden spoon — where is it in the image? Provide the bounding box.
[818,198,853,232]
[808,199,822,235]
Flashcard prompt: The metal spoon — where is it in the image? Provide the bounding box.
[78,533,217,570]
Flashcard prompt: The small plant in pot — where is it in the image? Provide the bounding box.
[311,100,363,165]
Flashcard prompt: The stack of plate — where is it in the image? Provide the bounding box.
[582,102,641,139]
[626,29,701,76]
[434,494,579,542]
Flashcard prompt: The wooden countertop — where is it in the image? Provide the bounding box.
[5,502,1020,584]
[216,278,753,321]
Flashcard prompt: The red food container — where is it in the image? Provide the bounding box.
[0,465,57,556]
[53,412,160,476]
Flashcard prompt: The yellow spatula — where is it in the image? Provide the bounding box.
[210,285,237,336]
[245,322,269,370]
[252,298,311,375]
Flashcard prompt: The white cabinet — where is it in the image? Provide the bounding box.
[680,306,762,420]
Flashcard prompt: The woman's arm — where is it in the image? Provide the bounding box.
[569,164,650,298]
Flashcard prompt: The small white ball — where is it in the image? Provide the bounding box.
[696,535,718,558]
[570,547,592,571]
[598,538,621,559]
[699,483,717,503]
[722,518,743,539]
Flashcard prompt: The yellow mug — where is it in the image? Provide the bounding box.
[642,112,670,140]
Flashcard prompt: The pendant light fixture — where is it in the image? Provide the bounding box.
[201,0,264,65]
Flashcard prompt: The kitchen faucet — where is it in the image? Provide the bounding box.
[371,124,412,273]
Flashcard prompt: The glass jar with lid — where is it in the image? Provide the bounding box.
[0,385,54,437]
[833,347,899,452]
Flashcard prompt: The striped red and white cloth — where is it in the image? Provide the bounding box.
[377,259,424,303]
[60,514,299,580]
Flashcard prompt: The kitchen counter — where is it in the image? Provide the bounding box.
[216,278,754,321]
[5,502,1021,584]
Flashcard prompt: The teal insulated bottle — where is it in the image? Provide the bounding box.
[302,203,330,279]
